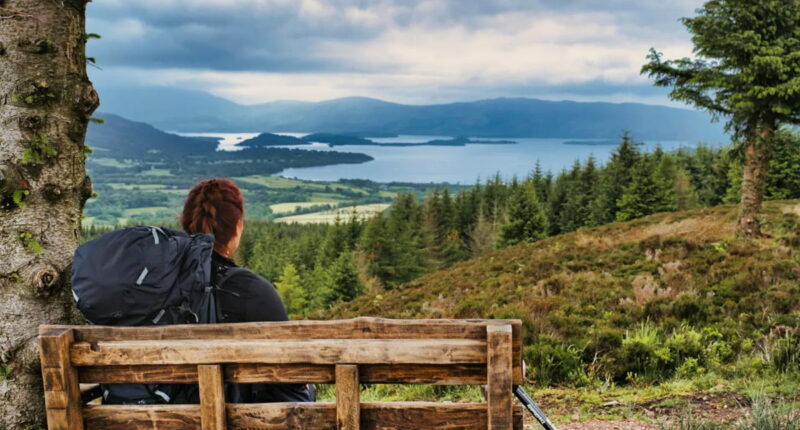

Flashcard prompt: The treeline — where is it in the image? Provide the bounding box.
[230,131,800,316]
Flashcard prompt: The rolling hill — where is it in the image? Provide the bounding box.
[86,113,218,156]
[326,201,800,386]
[96,86,727,141]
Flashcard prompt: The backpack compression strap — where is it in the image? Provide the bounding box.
[211,264,245,323]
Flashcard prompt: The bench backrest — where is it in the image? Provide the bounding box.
[38,317,523,430]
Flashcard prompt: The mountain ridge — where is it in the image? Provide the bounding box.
[95,86,727,141]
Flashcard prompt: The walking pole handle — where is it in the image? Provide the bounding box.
[513,385,558,430]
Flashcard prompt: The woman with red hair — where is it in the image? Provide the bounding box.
[180,178,313,403]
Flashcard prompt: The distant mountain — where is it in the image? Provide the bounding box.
[96,86,727,141]
[86,113,218,157]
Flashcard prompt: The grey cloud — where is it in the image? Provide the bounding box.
[87,0,703,72]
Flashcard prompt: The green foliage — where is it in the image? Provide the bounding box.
[500,181,548,245]
[617,153,676,222]
[642,0,800,131]
[642,0,800,233]
[275,264,307,316]
[328,252,363,303]
[524,337,588,386]
[12,189,29,209]
[21,133,58,165]
[17,232,43,254]
[0,363,13,382]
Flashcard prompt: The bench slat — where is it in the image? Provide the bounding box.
[198,365,226,430]
[41,318,518,342]
[487,325,513,430]
[336,365,359,430]
[82,402,524,430]
[44,318,523,384]
[78,363,488,385]
[70,339,486,366]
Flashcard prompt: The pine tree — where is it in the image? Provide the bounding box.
[547,169,569,235]
[275,264,308,316]
[766,130,800,200]
[559,157,598,232]
[500,182,549,246]
[590,132,641,225]
[674,169,700,211]
[642,0,800,237]
[616,156,674,222]
[652,148,678,212]
[328,252,363,303]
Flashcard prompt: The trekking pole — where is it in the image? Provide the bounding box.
[513,385,558,430]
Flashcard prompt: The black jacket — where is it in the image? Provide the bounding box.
[212,253,314,403]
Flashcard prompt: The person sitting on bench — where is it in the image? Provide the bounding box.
[179,178,314,403]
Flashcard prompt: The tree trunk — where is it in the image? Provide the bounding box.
[0,0,97,428]
[737,126,773,238]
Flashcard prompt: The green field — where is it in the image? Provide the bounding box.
[270,201,338,214]
[275,203,390,224]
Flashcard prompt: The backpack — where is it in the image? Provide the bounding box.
[71,226,233,404]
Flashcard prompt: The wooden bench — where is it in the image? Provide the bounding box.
[38,317,524,430]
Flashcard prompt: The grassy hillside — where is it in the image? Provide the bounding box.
[329,201,800,385]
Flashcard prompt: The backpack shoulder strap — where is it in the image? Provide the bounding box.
[212,264,248,323]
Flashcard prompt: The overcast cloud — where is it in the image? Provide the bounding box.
[87,0,704,105]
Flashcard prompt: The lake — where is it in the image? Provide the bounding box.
[180,132,718,184]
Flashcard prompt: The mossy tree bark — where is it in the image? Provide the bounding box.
[0,0,97,427]
[738,126,773,238]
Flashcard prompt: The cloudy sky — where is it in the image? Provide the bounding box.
[86,0,704,106]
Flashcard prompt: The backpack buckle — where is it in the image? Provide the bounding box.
[178,302,199,324]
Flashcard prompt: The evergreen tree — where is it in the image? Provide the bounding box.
[766,130,800,200]
[547,169,569,235]
[652,148,678,212]
[328,252,363,303]
[642,0,800,237]
[500,182,549,246]
[275,263,308,315]
[590,132,641,225]
[454,186,481,243]
[559,157,598,232]
[469,214,498,257]
[616,157,675,222]
[674,169,700,211]
[481,173,508,224]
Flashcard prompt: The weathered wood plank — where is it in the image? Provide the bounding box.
[70,339,486,366]
[487,325,513,430]
[78,365,199,384]
[39,328,84,430]
[358,364,487,385]
[225,363,335,384]
[41,318,519,343]
[82,402,525,429]
[198,365,226,430]
[78,363,487,385]
[83,404,200,429]
[336,365,360,430]
[43,318,523,384]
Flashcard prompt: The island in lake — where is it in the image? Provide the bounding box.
[240,132,517,148]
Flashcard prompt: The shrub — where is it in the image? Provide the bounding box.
[524,336,588,386]
[619,323,672,382]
